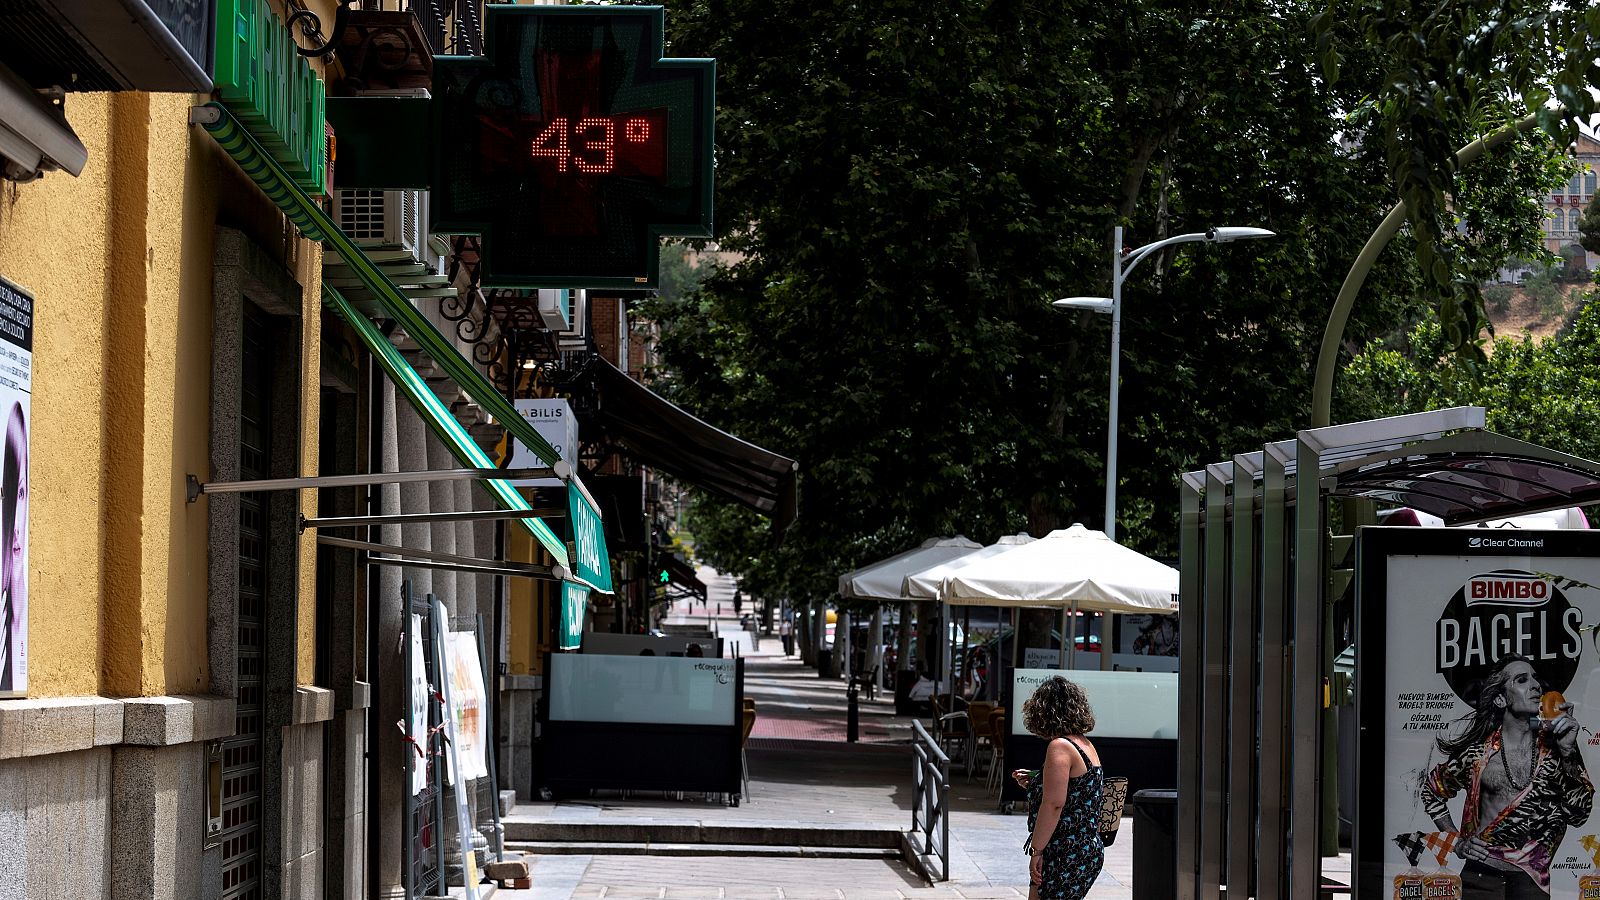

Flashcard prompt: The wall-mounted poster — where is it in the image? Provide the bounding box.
[0,277,31,699]
[408,616,429,796]
[443,630,489,784]
[1120,613,1179,658]
[1359,527,1600,900]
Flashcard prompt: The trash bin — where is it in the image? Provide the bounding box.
[894,669,917,715]
[818,648,836,678]
[1131,789,1177,900]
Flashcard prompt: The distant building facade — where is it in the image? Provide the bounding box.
[1542,132,1600,269]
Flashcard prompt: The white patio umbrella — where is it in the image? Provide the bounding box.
[941,524,1178,614]
[941,524,1178,671]
[902,533,1036,697]
[838,535,982,601]
[837,535,981,688]
[901,533,1036,599]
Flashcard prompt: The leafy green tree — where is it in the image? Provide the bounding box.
[1338,296,1600,461]
[1524,266,1564,315]
[644,0,1566,604]
[1314,1,1600,352]
[1581,194,1600,257]
[654,241,707,306]
[1483,283,1515,314]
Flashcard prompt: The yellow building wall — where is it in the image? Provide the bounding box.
[0,87,324,698]
[507,519,559,676]
[0,95,114,698]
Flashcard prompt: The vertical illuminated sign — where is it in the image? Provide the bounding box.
[432,6,715,289]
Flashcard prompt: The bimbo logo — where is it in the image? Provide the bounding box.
[1467,573,1549,606]
[1434,569,1582,701]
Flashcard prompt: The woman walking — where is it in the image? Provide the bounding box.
[1012,676,1104,900]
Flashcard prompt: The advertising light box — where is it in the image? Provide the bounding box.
[1010,668,1177,740]
[1358,527,1600,900]
[549,653,734,727]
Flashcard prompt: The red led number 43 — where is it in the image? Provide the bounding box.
[531,116,653,174]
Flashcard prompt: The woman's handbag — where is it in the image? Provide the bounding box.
[1098,776,1129,846]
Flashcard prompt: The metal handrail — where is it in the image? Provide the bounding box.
[911,720,951,882]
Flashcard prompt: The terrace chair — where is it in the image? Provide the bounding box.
[986,711,1007,794]
[741,698,757,798]
[848,665,879,702]
[931,693,971,765]
[965,701,996,779]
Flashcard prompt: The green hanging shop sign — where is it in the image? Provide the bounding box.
[213,0,328,194]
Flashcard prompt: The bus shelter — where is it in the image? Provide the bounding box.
[1177,406,1600,900]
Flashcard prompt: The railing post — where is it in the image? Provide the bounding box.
[939,753,950,882]
[910,720,951,882]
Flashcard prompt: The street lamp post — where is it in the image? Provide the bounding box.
[1055,225,1274,542]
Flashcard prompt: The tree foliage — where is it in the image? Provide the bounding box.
[1337,296,1600,461]
[1314,0,1600,353]
[642,0,1563,604]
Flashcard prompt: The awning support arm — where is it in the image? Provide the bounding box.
[187,467,555,502]
[345,553,552,580]
[316,534,562,580]
[301,507,565,532]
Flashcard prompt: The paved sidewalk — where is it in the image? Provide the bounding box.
[494,579,1347,899]
[506,583,1133,900]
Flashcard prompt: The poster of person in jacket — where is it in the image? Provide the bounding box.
[1360,528,1600,900]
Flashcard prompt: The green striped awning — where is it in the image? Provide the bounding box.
[200,101,613,600]
[322,283,569,565]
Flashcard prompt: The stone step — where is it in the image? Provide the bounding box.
[505,841,900,859]
[502,820,903,849]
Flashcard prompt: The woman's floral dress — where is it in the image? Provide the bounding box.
[1025,738,1105,899]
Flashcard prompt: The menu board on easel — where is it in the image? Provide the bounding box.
[430,595,481,900]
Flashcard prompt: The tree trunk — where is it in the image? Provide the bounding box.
[896,603,913,677]
[915,600,938,675]
[798,600,816,665]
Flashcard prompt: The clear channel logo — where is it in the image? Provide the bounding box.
[1466,535,1545,549]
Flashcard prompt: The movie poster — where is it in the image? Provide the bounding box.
[1361,527,1600,900]
[1120,613,1179,657]
[444,630,489,783]
[0,277,31,699]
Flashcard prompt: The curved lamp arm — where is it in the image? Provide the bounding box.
[1310,112,1540,427]
[1119,232,1216,284]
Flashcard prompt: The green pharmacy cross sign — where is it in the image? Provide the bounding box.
[431,6,715,289]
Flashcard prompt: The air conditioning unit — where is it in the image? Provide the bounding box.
[335,189,430,259]
[537,289,571,331]
[557,289,589,351]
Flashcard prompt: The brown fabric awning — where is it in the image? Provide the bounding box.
[660,552,707,601]
[577,355,798,536]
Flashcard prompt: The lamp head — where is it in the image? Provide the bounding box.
[1053,297,1115,314]
[1207,226,1276,243]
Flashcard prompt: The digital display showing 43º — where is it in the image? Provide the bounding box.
[431,6,714,290]
[528,114,665,176]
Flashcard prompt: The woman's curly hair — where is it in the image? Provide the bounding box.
[1021,676,1095,738]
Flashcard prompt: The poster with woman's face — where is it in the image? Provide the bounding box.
[1359,528,1600,900]
[0,277,30,698]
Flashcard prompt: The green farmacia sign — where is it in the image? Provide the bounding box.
[214,0,328,194]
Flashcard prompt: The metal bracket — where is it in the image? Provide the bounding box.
[316,535,555,579]
[186,466,556,503]
[299,506,565,533]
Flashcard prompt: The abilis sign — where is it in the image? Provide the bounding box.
[431,6,714,289]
